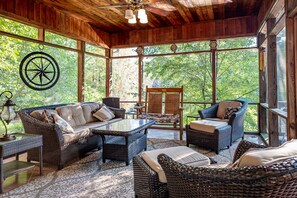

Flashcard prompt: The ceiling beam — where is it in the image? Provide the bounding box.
[110,15,258,48]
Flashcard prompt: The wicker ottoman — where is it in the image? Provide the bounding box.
[186,120,231,154]
[133,146,210,198]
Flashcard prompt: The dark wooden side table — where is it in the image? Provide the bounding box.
[0,133,43,193]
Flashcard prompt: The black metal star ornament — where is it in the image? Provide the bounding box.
[19,50,60,91]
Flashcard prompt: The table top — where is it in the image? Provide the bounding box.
[91,119,155,136]
[0,133,42,157]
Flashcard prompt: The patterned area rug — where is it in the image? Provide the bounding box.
[2,138,234,198]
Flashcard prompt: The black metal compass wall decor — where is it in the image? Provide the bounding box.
[19,49,60,91]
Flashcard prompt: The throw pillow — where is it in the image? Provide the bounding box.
[223,106,241,119]
[41,110,55,123]
[52,113,74,134]
[232,139,297,168]
[93,106,115,121]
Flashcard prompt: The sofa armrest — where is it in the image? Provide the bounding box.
[232,140,266,163]
[19,111,64,152]
[107,106,126,119]
[198,103,219,119]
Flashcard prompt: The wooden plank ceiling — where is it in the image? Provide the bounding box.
[38,0,262,33]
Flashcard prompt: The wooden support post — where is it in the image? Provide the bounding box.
[77,40,85,102]
[267,18,279,146]
[106,48,111,97]
[38,28,45,41]
[258,47,267,133]
[210,40,217,104]
[138,54,143,104]
[286,0,297,139]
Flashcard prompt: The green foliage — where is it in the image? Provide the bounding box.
[142,40,259,130]
[0,32,78,133]
[84,55,106,102]
[111,58,139,100]
[86,43,105,56]
[0,18,38,39]
[45,31,77,49]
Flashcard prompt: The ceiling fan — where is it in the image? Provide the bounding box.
[97,0,176,24]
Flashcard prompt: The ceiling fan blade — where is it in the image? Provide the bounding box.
[145,6,171,16]
[148,1,176,11]
[97,4,129,9]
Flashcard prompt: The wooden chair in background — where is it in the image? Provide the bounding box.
[140,86,184,140]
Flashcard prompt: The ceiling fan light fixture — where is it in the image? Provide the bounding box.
[128,14,137,24]
[125,9,134,19]
[138,8,146,19]
[140,14,148,23]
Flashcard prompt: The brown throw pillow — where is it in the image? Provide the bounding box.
[223,106,241,119]
[41,110,55,123]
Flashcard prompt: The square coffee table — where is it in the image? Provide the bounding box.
[91,119,155,165]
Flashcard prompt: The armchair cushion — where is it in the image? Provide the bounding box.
[190,119,228,133]
[234,139,297,167]
[217,101,242,119]
[142,146,210,183]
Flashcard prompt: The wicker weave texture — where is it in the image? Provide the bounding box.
[19,102,124,169]
[186,124,231,154]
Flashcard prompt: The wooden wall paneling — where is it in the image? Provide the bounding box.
[258,0,278,33]
[110,16,258,48]
[267,18,279,146]
[259,47,267,133]
[0,0,110,47]
[77,40,85,102]
[106,49,111,97]
[286,0,297,139]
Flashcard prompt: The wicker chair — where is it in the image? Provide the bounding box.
[197,100,248,143]
[133,140,267,198]
[157,140,297,198]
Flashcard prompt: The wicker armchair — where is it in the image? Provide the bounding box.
[198,100,248,143]
[133,140,266,198]
[157,140,297,198]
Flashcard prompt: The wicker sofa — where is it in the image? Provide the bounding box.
[157,140,297,198]
[19,102,125,169]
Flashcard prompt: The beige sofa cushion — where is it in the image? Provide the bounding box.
[142,146,210,183]
[81,103,101,123]
[52,113,74,134]
[190,119,228,133]
[93,106,115,121]
[56,104,87,127]
[217,101,242,119]
[234,139,297,168]
[30,109,58,121]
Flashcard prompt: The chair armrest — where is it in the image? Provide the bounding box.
[107,106,126,119]
[133,155,168,197]
[232,140,266,163]
[179,107,185,110]
[198,104,219,119]
[157,153,297,198]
